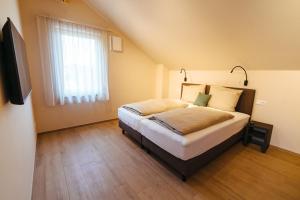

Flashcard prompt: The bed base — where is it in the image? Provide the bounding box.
[119,120,245,181]
[119,120,143,148]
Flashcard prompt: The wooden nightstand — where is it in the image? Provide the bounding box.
[243,121,273,153]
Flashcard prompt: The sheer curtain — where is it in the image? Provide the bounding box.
[37,16,109,106]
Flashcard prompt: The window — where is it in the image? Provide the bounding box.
[37,16,109,106]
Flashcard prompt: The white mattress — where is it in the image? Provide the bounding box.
[118,105,250,161]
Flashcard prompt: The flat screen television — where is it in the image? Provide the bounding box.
[2,18,32,105]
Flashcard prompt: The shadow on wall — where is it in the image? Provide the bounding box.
[0,38,10,108]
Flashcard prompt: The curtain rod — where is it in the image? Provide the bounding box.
[37,15,114,33]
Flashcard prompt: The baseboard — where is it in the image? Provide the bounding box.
[270,145,300,157]
[37,118,118,135]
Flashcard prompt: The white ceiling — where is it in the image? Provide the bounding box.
[85,0,300,70]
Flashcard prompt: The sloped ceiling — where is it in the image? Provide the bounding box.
[86,0,300,70]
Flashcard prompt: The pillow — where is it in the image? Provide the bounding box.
[208,86,243,112]
[181,84,206,102]
[193,93,211,107]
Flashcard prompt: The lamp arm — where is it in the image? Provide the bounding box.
[230,66,248,86]
[240,66,248,81]
[180,68,187,82]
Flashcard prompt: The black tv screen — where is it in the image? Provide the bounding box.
[2,18,32,105]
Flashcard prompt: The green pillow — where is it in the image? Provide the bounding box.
[193,93,211,107]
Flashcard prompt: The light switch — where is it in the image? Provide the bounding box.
[256,99,267,105]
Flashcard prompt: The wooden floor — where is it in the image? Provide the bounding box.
[32,120,300,200]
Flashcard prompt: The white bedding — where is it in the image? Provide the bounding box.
[118,100,194,131]
[140,108,250,160]
[118,103,249,161]
[123,99,188,116]
[118,107,152,132]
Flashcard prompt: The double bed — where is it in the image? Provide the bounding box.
[118,83,256,181]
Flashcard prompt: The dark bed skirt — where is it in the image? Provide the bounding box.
[119,120,245,181]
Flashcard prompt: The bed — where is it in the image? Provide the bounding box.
[119,84,256,181]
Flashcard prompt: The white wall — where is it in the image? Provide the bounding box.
[19,0,157,133]
[0,0,36,200]
[155,64,169,98]
[169,70,300,154]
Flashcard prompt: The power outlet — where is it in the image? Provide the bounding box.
[256,99,267,105]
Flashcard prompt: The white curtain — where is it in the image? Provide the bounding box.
[37,16,109,106]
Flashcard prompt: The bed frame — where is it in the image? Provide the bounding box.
[119,84,256,181]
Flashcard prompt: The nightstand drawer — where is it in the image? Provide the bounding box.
[252,126,268,134]
[249,136,265,145]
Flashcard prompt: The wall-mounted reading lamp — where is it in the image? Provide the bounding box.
[180,68,187,82]
[230,66,248,86]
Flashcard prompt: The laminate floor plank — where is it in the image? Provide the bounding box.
[32,153,69,200]
[32,120,300,200]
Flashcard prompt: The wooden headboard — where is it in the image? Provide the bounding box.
[181,83,256,116]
